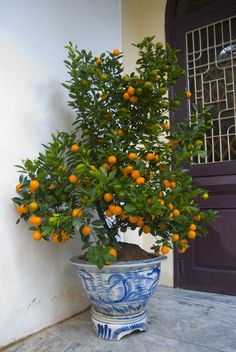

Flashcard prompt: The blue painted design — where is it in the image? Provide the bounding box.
[71,255,166,340]
[78,264,160,315]
[112,322,145,339]
[97,324,112,339]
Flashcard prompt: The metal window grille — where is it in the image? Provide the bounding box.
[186,16,236,163]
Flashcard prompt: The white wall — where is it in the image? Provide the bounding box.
[121,0,173,287]
[0,0,121,348]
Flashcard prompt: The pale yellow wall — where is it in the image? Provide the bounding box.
[121,0,173,287]
[121,0,167,72]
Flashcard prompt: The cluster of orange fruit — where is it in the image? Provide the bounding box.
[123,86,138,104]
[15,176,73,243]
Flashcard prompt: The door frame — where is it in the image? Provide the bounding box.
[165,0,236,289]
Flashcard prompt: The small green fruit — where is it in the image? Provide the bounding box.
[202,193,209,200]
[195,140,203,147]
[144,81,153,91]
[113,184,123,192]
[100,74,108,81]
[159,88,167,95]
[156,42,163,50]
[136,88,143,96]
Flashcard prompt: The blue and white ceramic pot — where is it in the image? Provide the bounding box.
[70,254,166,340]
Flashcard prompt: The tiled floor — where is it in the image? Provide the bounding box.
[2,287,236,352]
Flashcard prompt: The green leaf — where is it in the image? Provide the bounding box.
[72,218,81,228]
[124,204,137,213]
[92,220,105,226]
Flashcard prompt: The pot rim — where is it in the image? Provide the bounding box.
[70,254,167,269]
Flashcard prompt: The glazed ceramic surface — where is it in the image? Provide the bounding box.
[70,255,166,340]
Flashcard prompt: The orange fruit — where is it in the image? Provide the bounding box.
[108,248,117,257]
[186,91,192,98]
[131,170,141,179]
[105,209,113,217]
[52,232,59,243]
[123,92,130,101]
[129,215,138,224]
[29,201,39,212]
[70,144,80,152]
[128,152,137,159]
[159,165,168,172]
[130,96,138,104]
[188,230,196,239]
[69,175,77,184]
[104,193,113,202]
[161,245,169,254]
[16,184,22,193]
[142,225,151,234]
[127,87,135,96]
[49,184,57,191]
[58,165,65,171]
[159,222,165,229]
[162,122,170,131]
[167,141,176,147]
[113,49,120,56]
[163,180,170,188]
[32,230,41,241]
[115,129,124,136]
[172,233,180,242]
[202,193,209,200]
[158,199,165,205]
[95,57,102,64]
[109,204,116,212]
[146,153,155,161]
[29,215,42,227]
[159,191,163,197]
[170,181,176,188]
[120,213,128,220]
[168,203,174,210]
[30,180,40,192]
[136,177,145,185]
[105,248,118,264]
[17,204,29,215]
[180,239,188,249]
[193,214,201,222]
[172,209,180,217]
[126,165,133,173]
[72,208,83,218]
[61,230,69,241]
[101,93,108,100]
[112,206,123,216]
[136,217,144,227]
[101,163,111,171]
[179,247,187,254]
[189,224,197,231]
[122,167,129,176]
[82,226,91,236]
[107,155,117,164]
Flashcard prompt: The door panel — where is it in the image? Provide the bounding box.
[166,0,236,295]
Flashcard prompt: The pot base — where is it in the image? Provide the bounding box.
[91,307,147,340]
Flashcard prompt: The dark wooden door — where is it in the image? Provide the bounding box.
[166,0,236,295]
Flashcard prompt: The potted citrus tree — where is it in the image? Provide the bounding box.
[13,37,216,340]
